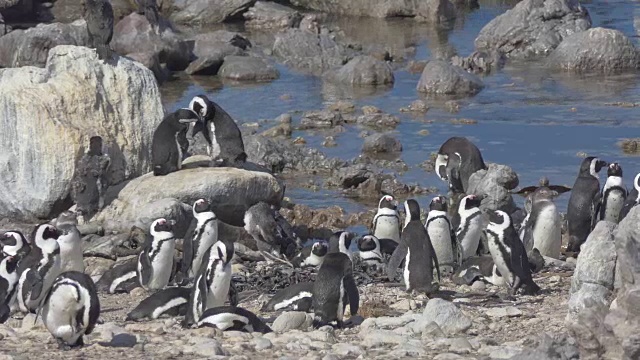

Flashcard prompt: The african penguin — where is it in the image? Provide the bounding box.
[197,306,272,333]
[292,241,328,268]
[327,231,355,260]
[356,235,384,272]
[40,271,100,349]
[452,255,494,286]
[261,282,314,312]
[56,223,84,274]
[137,219,177,290]
[566,157,608,253]
[452,194,485,262]
[619,173,640,221]
[126,287,191,321]
[435,137,487,193]
[599,162,627,224]
[485,210,540,296]
[189,95,247,167]
[152,108,201,176]
[95,258,139,294]
[0,255,19,323]
[372,195,401,243]
[83,0,114,61]
[520,187,562,259]
[1,231,29,259]
[179,199,219,283]
[312,251,359,329]
[244,202,298,259]
[184,240,234,327]
[513,176,572,197]
[425,196,458,274]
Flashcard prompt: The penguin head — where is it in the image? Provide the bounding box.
[403,199,421,224]
[55,224,80,245]
[189,95,215,121]
[193,199,216,219]
[328,231,354,255]
[539,176,550,187]
[357,235,379,252]
[212,240,234,265]
[173,108,201,129]
[311,241,329,257]
[607,162,622,177]
[0,255,18,274]
[429,196,448,212]
[32,224,61,253]
[580,157,607,178]
[378,195,398,211]
[435,153,449,181]
[150,218,175,239]
[485,210,511,232]
[0,231,26,256]
[459,194,484,211]
[531,187,559,203]
[634,173,640,193]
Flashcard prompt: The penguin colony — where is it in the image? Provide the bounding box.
[2,91,637,350]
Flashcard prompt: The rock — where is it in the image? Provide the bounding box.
[390,299,418,311]
[0,20,89,68]
[127,51,171,83]
[289,0,455,22]
[133,198,193,237]
[182,338,226,357]
[252,337,272,350]
[300,110,344,129]
[218,55,280,82]
[273,28,354,75]
[467,163,519,213]
[185,31,248,76]
[360,329,409,347]
[362,133,402,153]
[331,343,364,356]
[471,280,486,292]
[0,46,163,221]
[95,167,284,229]
[356,113,400,129]
[272,312,312,332]
[421,298,472,335]
[416,60,484,95]
[433,354,467,360]
[571,221,617,294]
[485,306,523,318]
[547,27,640,73]
[244,1,302,30]
[70,136,111,223]
[328,100,356,113]
[451,50,505,74]
[474,0,591,59]
[169,0,255,25]
[111,13,192,71]
[419,321,446,339]
[506,333,580,360]
[325,55,394,86]
[360,315,415,330]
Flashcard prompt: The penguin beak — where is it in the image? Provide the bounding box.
[597,160,608,170]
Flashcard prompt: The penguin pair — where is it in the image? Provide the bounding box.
[435,137,487,194]
[0,231,30,320]
[424,196,458,275]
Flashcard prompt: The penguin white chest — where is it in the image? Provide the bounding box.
[403,248,411,290]
[149,240,175,289]
[337,278,345,321]
[207,262,232,308]
[43,284,86,344]
[603,190,625,223]
[209,122,221,159]
[487,237,513,287]
[0,259,18,299]
[175,133,183,170]
[302,253,324,267]
[373,215,400,242]
[532,205,561,259]
[458,215,483,260]
[427,216,454,266]
[193,224,218,276]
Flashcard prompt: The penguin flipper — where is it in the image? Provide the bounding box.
[591,192,602,230]
[343,275,359,317]
[138,251,153,287]
[548,185,572,194]
[180,219,197,279]
[429,239,441,283]
[386,242,408,281]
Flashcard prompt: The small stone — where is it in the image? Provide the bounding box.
[182,339,226,357]
[272,311,312,332]
[420,321,446,339]
[390,299,418,311]
[445,100,460,113]
[322,136,337,148]
[409,100,429,113]
[130,287,146,297]
[280,94,292,100]
[253,337,273,350]
[362,105,382,115]
[331,343,364,356]
[293,137,306,145]
[433,353,466,360]
[471,281,486,292]
[418,129,430,136]
[328,100,356,113]
[420,298,472,335]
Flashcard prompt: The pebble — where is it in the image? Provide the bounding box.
[272,311,312,333]
[129,287,146,297]
[485,307,523,318]
[182,339,226,357]
[433,353,467,360]
[331,343,364,356]
[253,337,273,350]
[418,129,430,136]
[322,136,337,147]
[471,281,486,292]
[362,105,382,115]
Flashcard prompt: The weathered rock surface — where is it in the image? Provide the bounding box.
[168,0,255,24]
[570,221,617,294]
[186,31,249,75]
[362,134,402,153]
[475,0,591,59]
[289,0,456,22]
[421,298,472,335]
[218,55,280,82]
[0,46,163,220]
[127,51,171,83]
[324,55,394,86]
[271,312,312,332]
[416,60,484,96]
[244,1,302,30]
[467,163,519,213]
[547,27,640,73]
[300,110,344,129]
[0,20,89,68]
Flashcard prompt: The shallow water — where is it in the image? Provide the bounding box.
[162,0,640,217]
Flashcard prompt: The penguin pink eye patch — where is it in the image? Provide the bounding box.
[157,219,166,225]
[384,195,393,201]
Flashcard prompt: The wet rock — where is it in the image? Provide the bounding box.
[356,113,400,129]
[0,20,89,68]
[420,298,472,335]
[289,0,455,22]
[417,60,484,96]
[618,138,640,155]
[112,13,192,71]
[474,0,591,59]
[244,1,302,30]
[547,27,640,73]
[0,46,163,221]
[401,99,429,113]
[218,55,279,82]
[272,312,312,332]
[261,114,292,138]
[169,0,255,25]
[467,163,519,213]
[324,55,394,86]
[322,136,337,148]
[450,50,505,74]
[127,51,171,83]
[300,110,344,129]
[570,221,617,294]
[362,133,402,153]
[328,100,356,113]
[186,31,248,75]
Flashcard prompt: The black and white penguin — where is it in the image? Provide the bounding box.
[126,287,191,321]
[83,0,114,61]
[425,196,458,274]
[513,176,572,198]
[0,255,19,323]
[261,282,314,312]
[197,306,272,333]
[244,202,298,259]
[152,108,201,176]
[138,219,177,290]
[17,224,62,313]
[566,157,608,253]
[520,187,562,259]
[189,95,247,167]
[56,223,84,273]
[327,231,355,260]
[312,251,359,329]
[179,199,219,283]
[1,231,29,259]
[435,137,487,193]
[40,271,100,349]
[619,173,640,221]
[184,240,234,327]
[371,195,401,243]
[485,210,540,296]
[356,235,384,272]
[452,194,485,261]
[292,241,328,268]
[96,258,139,294]
[599,162,627,224]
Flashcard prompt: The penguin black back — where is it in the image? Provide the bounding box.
[436,137,487,193]
[152,109,200,176]
[402,199,440,293]
[83,0,114,61]
[312,252,358,328]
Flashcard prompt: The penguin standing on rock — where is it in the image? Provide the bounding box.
[152,109,201,176]
[566,157,608,253]
[425,196,458,274]
[452,194,486,262]
[137,219,177,291]
[372,195,401,243]
[83,0,114,61]
[520,187,562,259]
[312,250,359,329]
[179,199,219,283]
[599,162,627,224]
[619,173,640,221]
[435,137,487,193]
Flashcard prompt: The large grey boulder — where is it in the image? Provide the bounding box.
[362,134,402,154]
[218,55,279,82]
[0,45,163,220]
[547,27,640,73]
[0,20,89,68]
[325,55,394,86]
[289,0,456,22]
[467,163,519,213]
[186,31,249,76]
[475,0,591,59]
[416,60,483,96]
[570,221,618,294]
[244,1,302,30]
[168,0,256,25]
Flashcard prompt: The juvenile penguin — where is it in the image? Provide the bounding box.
[189,95,247,166]
[184,240,234,327]
[152,109,201,176]
[371,195,401,243]
[520,187,562,259]
[180,199,219,282]
[56,223,84,273]
[138,219,177,290]
[356,235,384,272]
[96,258,139,294]
[312,251,359,328]
[452,194,485,261]
[485,210,540,296]
[435,137,487,193]
[425,196,458,274]
[261,282,314,312]
[198,306,272,333]
[0,255,19,323]
[244,202,298,259]
[566,157,608,253]
[126,287,191,321]
[599,162,627,224]
[292,241,328,268]
[619,173,640,221]
[40,271,100,349]
[83,0,114,60]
